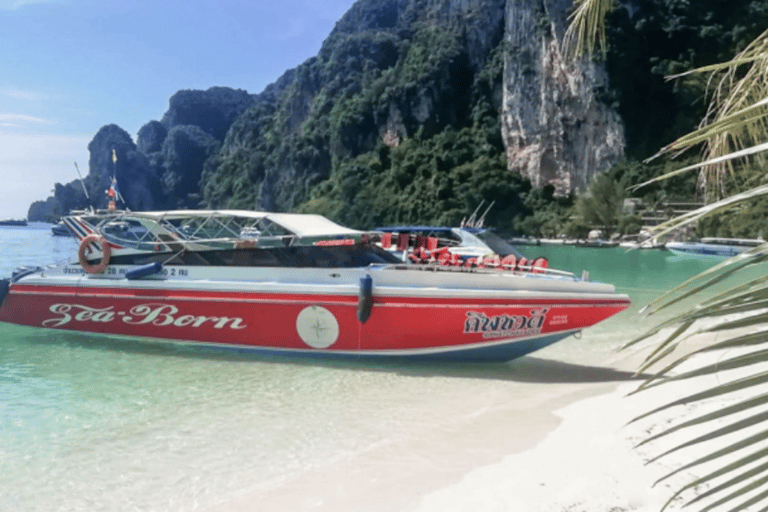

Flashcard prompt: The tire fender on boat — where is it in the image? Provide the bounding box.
[78,234,111,274]
[357,274,373,324]
[0,278,9,308]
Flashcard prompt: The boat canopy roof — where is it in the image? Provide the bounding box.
[69,210,362,238]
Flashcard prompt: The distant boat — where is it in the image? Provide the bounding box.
[563,239,619,248]
[666,237,765,258]
[51,221,72,236]
[0,219,27,227]
[508,236,540,246]
[618,234,666,250]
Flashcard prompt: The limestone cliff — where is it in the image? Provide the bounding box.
[502,0,624,195]
[29,0,760,228]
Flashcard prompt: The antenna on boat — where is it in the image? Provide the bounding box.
[74,162,90,200]
[476,201,495,228]
[106,149,125,210]
[466,201,485,228]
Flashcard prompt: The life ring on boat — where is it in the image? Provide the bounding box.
[78,234,111,274]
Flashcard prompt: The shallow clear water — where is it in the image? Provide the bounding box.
[0,228,722,511]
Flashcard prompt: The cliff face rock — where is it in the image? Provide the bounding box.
[137,120,167,154]
[206,0,514,220]
[205,0,620,220]
[28,0,766,227]
[501,0,624,195]
[28,88,252,219]
[28,0,623,224]
[161,125,220,208]
[161,87,255,141]
[87,124,165,212]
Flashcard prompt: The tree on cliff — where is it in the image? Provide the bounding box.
[572,173,624,236]
[568,1,768,510]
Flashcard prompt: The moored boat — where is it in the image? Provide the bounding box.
[0,210,631,362]
[563,239,619,248]
[51,220,72,236]
[666,237,765,259]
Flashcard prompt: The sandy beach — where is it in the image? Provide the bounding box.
[206,357,636,512]
[204,326,765,512]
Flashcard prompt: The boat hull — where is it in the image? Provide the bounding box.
[666,239,764,259]
[0,273,629,362]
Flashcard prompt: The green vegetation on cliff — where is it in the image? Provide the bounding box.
[28,0,768,238]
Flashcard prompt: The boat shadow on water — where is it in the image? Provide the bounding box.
[10,326,647,384]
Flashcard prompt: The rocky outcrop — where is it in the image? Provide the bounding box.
[27,88,252,220]
[137,120,167,154]
[161,125,220,208]
[27,1,624,223]
[501,0,624,195]
[86,125,166,211]
[161,87,255,141]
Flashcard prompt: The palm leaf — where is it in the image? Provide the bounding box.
[632,141,768,194]
[636,242,768,316]
[642,28,768,199]
[635,185,768,243]
[636,393,768,448]
[634,330,768,391]
[560,5,768,510]
[562,0,615,59]
[664,459,768,512]
[651,427,768,484]
[698,478,768,512]
[631,371,768,425]
[686,461,768,510]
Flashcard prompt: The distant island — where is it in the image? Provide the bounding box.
[0,219,28,227]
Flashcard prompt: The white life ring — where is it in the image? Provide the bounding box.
[78,234,111,274]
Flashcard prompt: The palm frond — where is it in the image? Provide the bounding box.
[645,29,768,199]
[663,458,768,512]
[562,0,615,59]
[597,16,768,512]
[686,461,768,510]
[636,185,768,251]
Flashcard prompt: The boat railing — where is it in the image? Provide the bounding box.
[381,262,577,279]
[70,210,299,251]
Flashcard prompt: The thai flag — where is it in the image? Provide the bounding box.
[108,177,123,202]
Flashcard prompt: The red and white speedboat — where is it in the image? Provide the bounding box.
[0,210,630,362]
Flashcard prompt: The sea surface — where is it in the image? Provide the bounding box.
[0,227,723,512]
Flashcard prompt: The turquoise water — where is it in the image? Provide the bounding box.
[0,228,720,511]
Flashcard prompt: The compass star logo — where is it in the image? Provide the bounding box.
[296,306,340,349]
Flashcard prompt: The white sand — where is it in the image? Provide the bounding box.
[414,335,768,512]
[413,379,671,512]
[207,331,768,512]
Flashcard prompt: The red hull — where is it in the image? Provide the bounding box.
[0,283,629,360]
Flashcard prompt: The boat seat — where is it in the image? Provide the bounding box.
[397,233,410,251]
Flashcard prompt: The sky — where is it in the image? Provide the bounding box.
[0,0,358,220]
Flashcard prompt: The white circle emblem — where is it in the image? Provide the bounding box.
[296,306,340,349]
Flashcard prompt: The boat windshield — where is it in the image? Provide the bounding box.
[109,242,403,268]
[472,229,523,258]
